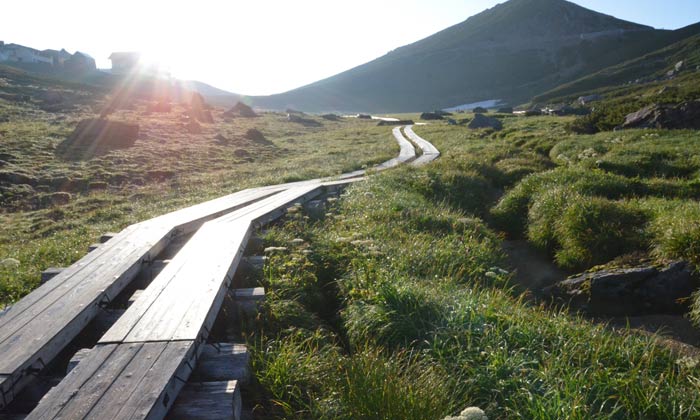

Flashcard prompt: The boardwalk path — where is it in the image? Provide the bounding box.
[0,124,439,419]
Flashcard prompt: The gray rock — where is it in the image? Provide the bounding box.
[622,101,700,130]
[543,261,699,315]
[467,114,503,130]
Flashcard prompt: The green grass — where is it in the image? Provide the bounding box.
[250,162,700,419]
[0,75,396,305]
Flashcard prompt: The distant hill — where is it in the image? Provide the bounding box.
[252,0,699,113]
[177,80,242,107]
[533,24,700,103]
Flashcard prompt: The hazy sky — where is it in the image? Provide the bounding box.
[3,1,700,95]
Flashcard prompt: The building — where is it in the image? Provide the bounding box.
[0,42,53,65]
[40,49,72,66]
[65,51,96,72]
[109,52,140,73]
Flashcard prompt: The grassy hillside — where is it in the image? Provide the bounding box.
[246,115,700,419]
[0,67,396,305]
[252,0,696,113]
[534,27,700,103]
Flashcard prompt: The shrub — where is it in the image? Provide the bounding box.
[554,197,650,269]
[527,186,582,252]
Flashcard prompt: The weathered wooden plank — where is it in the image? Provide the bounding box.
[26,344,118,420]
[100,185,323,344]
[109,341,196,420]
[166,380,241,420]
[80,342,170,419]
[28,341,196,420]
[404,125,440,166]
[190,343,250,384]
[40,267,64,284]
[99,232,119,243]
[0,188,285,407]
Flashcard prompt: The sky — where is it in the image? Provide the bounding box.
[2,1,700,96]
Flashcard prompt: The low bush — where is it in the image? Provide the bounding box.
[554,197,650,269]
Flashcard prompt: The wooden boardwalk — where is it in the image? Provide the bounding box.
[0,125,439,419]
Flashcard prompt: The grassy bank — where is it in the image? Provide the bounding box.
[250,162,700,419]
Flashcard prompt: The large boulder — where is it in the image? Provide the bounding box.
[622,101,700,130]
[420,112,444,120]
[376,119,414,126]
[543,261,699,316]
[57,118,139,159]
[467,114,503,130]
[189,92,214,123]
[224,102,258,118]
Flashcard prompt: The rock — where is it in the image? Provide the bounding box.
[244,128,272,145]
[443,406,488,420]
[233,149,250,158]
[321,114,341,121]
[420,112,444,120]
[223,102,257,118]
[524,109,542,116]
[50,192,71,205]
[376,119,414,126]
[472,107,488,114]
[542,261,699,316]
[189,92,214,123]
[622,101,700,130]
[356,114,372,119]
[288,114,322,127]
[40,90,65,105]
[446,118,457,125]
[186,120,202,134]
[497,107,513,114]
[57,119,139,159]
[467,114,503,130]
[578,94,602,105]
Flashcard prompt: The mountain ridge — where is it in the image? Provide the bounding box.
[251,0,695,113]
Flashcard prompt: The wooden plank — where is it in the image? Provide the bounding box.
[100,185,323,344]
[26,344,118,420]
[0,188,285,407]
[189,343,250,384]
[79,342,170,419]
[109,341,196,420]
[69,343,249,384]
[27,341,196,420]
[166,380,241,420]
[40,267,64,284]
[404,125,440,166]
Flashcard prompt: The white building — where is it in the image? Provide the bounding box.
[0,42,53,65]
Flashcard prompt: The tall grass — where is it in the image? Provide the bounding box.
[251,167,700,419]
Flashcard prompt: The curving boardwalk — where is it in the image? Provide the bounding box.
[1,125,439,419]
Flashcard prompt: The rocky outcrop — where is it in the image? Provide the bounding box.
[189,92,214,123]
[543,261,699,315]
[376,120,414,126]
[467,114,503,130]
[57,119,139,159]
[420,112,444,120]
[224,102,258,118]
[622,101,700,130]
[244,128,273,145]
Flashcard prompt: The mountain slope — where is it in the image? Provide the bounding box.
[533,23,700,103]
[252,0,696,113]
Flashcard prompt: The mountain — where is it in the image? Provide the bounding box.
[533,23,700,103]
[174,80,242,107]
[251,0,699,113]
